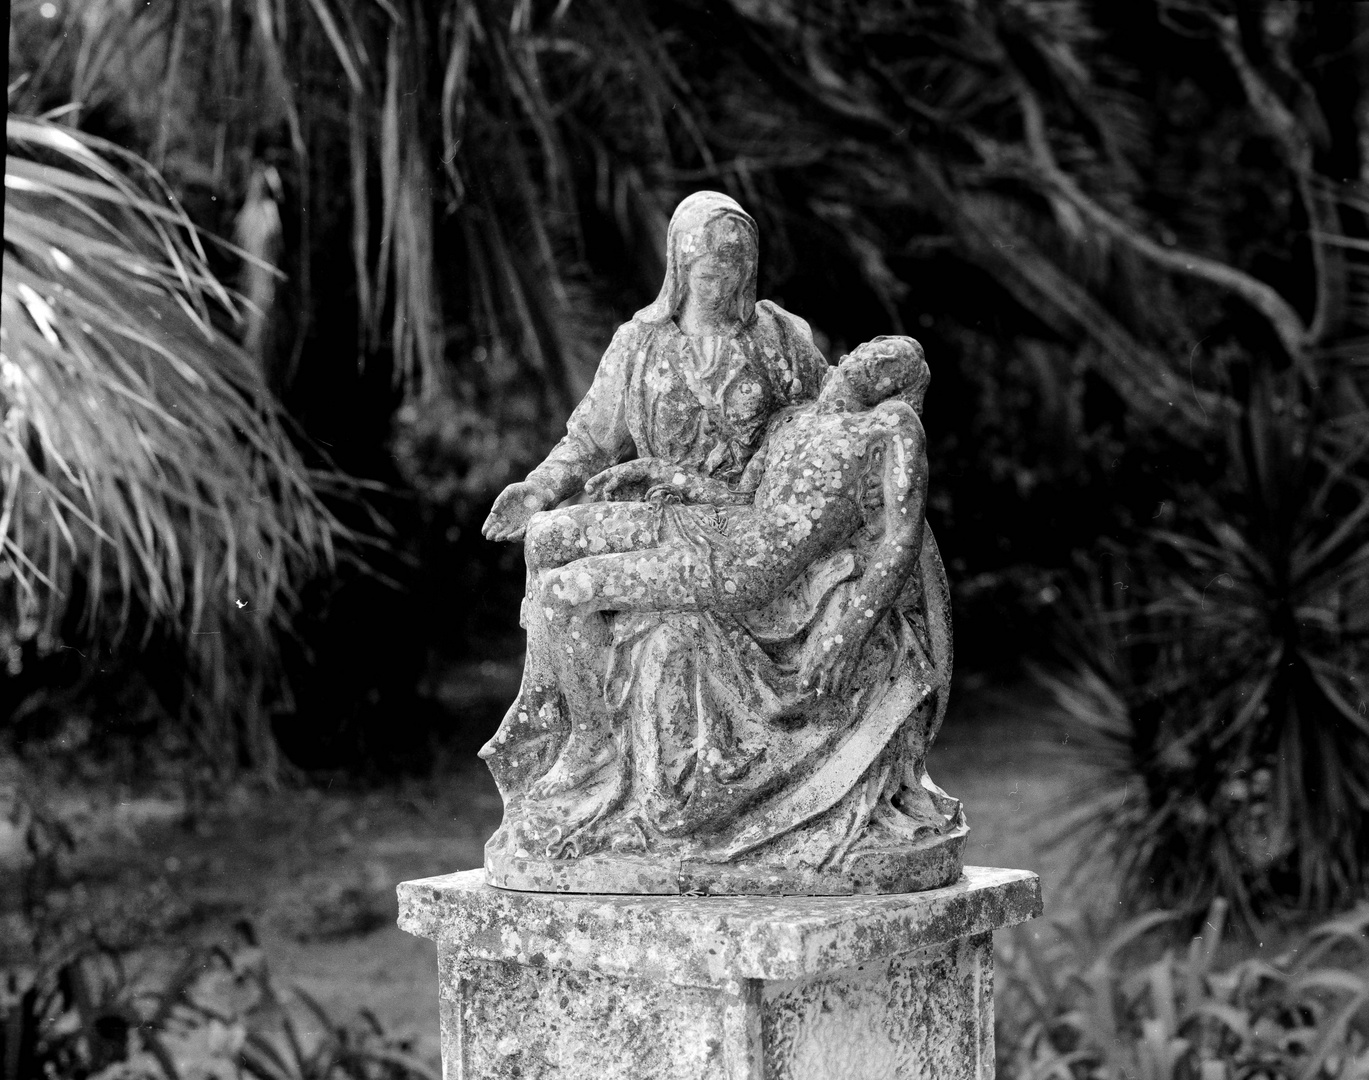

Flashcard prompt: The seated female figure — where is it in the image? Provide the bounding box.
[487,337,964,894]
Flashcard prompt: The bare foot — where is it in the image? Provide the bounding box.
[530,734,615,798]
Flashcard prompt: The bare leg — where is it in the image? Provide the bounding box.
[525,502,662,572]
[545,497,859,615]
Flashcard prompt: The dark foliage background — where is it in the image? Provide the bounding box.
[5,0,1368,919]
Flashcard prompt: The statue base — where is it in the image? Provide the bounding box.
[397,864,1040,1079]
[483,821,969,895]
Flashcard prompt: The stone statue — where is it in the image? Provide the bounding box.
[480,192,964,895]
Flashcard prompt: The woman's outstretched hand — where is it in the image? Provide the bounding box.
[483,480,555,542]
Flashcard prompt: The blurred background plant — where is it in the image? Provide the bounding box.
[5,0,1369,956]
[997,900,1369,1080]
[1021,1,1369,928]
[0,924,435,1080]
[1042,360,1369,928]
[2,113,346,775]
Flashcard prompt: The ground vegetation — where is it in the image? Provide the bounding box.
[4,0,1368,916]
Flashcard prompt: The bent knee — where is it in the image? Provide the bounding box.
[525,511,580,570]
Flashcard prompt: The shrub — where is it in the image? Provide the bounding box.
[0,929,434,1080]
[998,901,1369,1080]
[1042,364,1369,924]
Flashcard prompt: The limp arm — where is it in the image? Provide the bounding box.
[796,404,928,696]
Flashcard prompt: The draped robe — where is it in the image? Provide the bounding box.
[482,307,959,873]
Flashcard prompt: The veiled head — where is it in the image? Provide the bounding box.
[635,191,759,325]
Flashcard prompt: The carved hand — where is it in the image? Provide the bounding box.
[585,459,675,502]
[482,480,555,542]
[588,460,750,506]
[798,622,871,699]
[644,484,685,505]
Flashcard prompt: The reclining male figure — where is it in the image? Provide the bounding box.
[519,336,931,796]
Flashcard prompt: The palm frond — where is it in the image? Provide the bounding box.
[2,114,344,763]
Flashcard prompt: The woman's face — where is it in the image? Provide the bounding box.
[680,217,750,310]
[686,251,744,307]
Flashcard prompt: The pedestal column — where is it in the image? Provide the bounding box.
[397,865,1040,1079]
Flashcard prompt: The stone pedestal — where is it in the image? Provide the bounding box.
[397,866,1040,1079]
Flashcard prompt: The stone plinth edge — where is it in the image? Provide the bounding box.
[397,865,1040,988]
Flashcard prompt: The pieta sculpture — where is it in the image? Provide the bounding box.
[479,191,965,895]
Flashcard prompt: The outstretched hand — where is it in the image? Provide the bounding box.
[483,480,555,542]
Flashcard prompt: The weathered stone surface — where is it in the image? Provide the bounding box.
[399,865,1039,985]
[485,823,969,895]
[438,952,760,1079]
[478,190,965,895]
[760,933,993,1080]
[399,866,1039,1078]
